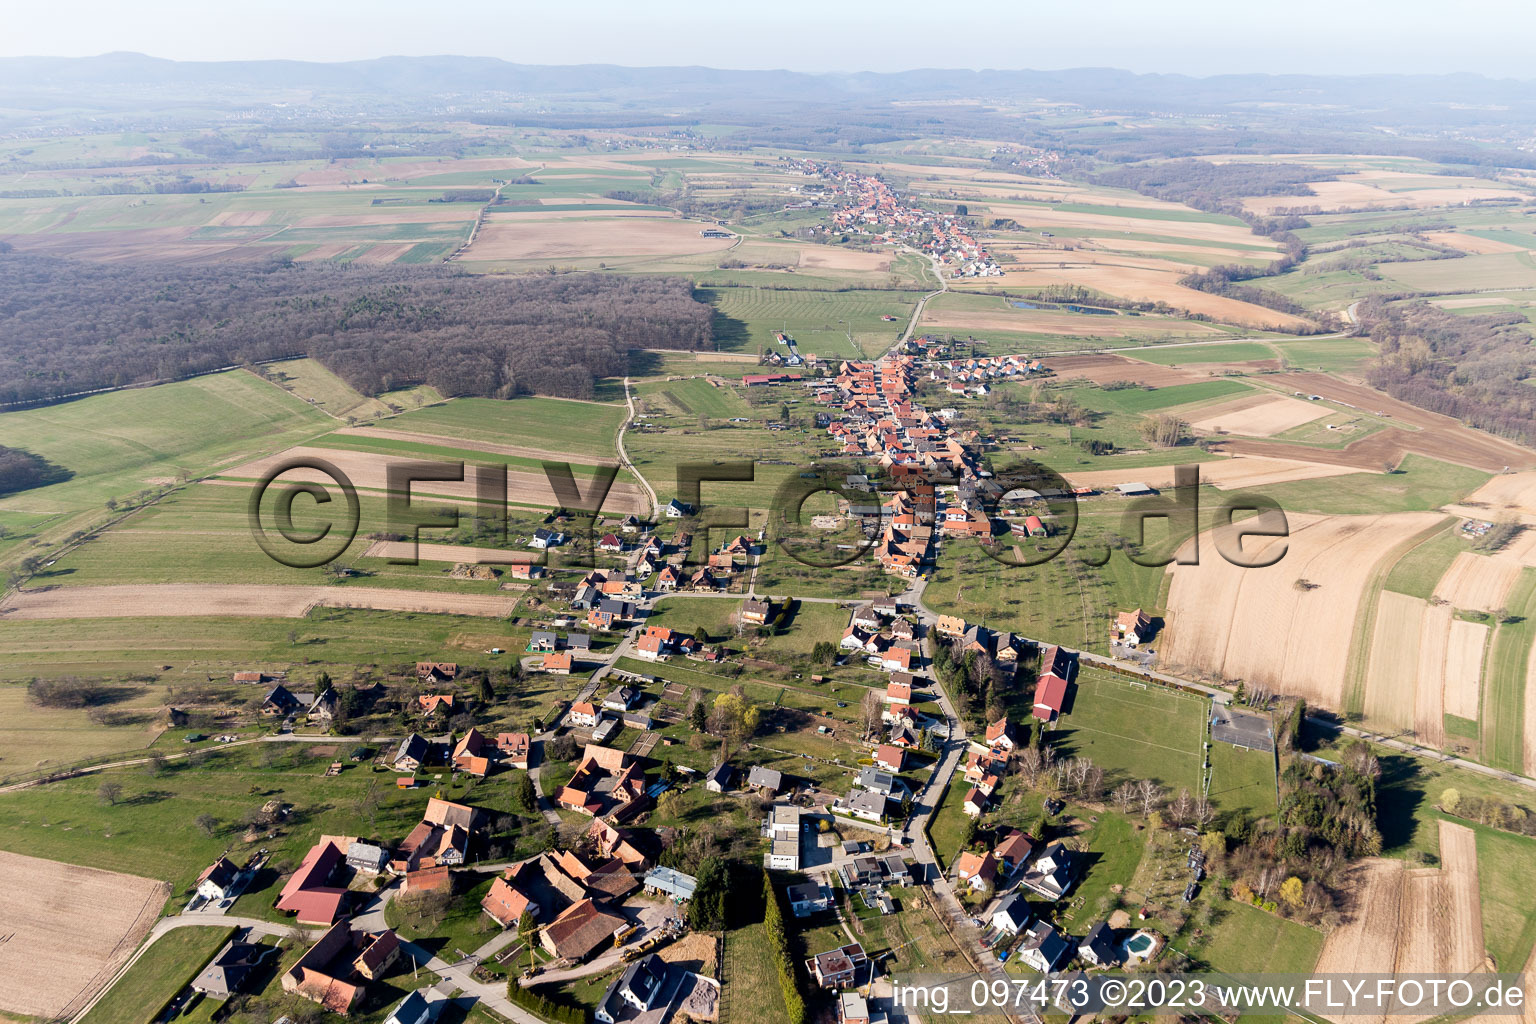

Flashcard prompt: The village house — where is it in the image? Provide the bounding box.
[452,728,494,776]
[993,827,1035,875]
[393,797,476,874]
[963,786,989,817]
[415,662,459,684]
[742,597,772,625]
[417,693,455,718]
[392,733,430,772]
[955,850,998,892]
[786,881,829,917]
[1022,842,1078,900]
[260,684,300,717]
[992,893,1032,936]
[1080,921,1120,967]
[276,836,353,925]
[595,954,669,1024]
[346,841,389,875]
[747,765,783,794]
[1111,608,1153,646]
[934,614,967,638]
[839,788,888,823]
[497,732,531,770]
[281,921,399,1014]
[195,857,242,902]
[806,943,868,988]
[1018,920,1072,973]
[704,762,734,793]
[569,701,600,728]
[1033,644,1077,722]
[556,744,646,819]
[192,939,267,1001]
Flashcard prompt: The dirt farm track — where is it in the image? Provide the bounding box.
[0,583,520,620]
[0,851,169,1019]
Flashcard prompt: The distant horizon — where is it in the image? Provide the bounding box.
[6,50,1536,84]
[4,0,1535,80]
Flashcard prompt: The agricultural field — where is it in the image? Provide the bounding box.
[915,291,1241,352]
[264,358,444,421]
[701,286,921,360]
[0,370,333,521]
[0,851,172,1021]
[381,396,628,461]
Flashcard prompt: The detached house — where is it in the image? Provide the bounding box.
[955,850,998,892]
[1111,608,1153,646]
[1018,921,1072,973]
[196,857,242,902]
[742,597,772,625]
[392,733,431,772]
[260,685,300,717]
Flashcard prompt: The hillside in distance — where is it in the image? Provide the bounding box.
[4,52,1536,132]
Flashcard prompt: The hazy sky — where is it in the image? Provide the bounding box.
[7,0,1536,79]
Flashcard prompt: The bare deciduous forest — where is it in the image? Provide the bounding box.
[0,256,715,405]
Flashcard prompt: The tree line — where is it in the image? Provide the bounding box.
[0,256,716,406]
[1362,297,1536,445]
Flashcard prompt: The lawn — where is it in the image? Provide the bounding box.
[643,597,743,642]
[922,507,1175,655]
[1124,342,1278,366]
[1270,337,1378,375]
[1051,670,1206,796]
[80,925,235,1024]
[721,879,793,1024]
[656,378,752,420]
[385,396,626,459]
[0,606,539,686]
[31,481,520,592]
[0,681,174,780]
[925,777,972,871]
[1054,810,1146,933]
[1187,901,1323,975]
[0,743,451,896]
[1207,737,1278,816]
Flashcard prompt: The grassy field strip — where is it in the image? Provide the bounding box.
[1483,568,1536,772]
[1342,515,1452,717]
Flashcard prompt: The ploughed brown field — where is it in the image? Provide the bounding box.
[1314,821,1486,1024]
[0,851,170,1020]
[0,583,520,620]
